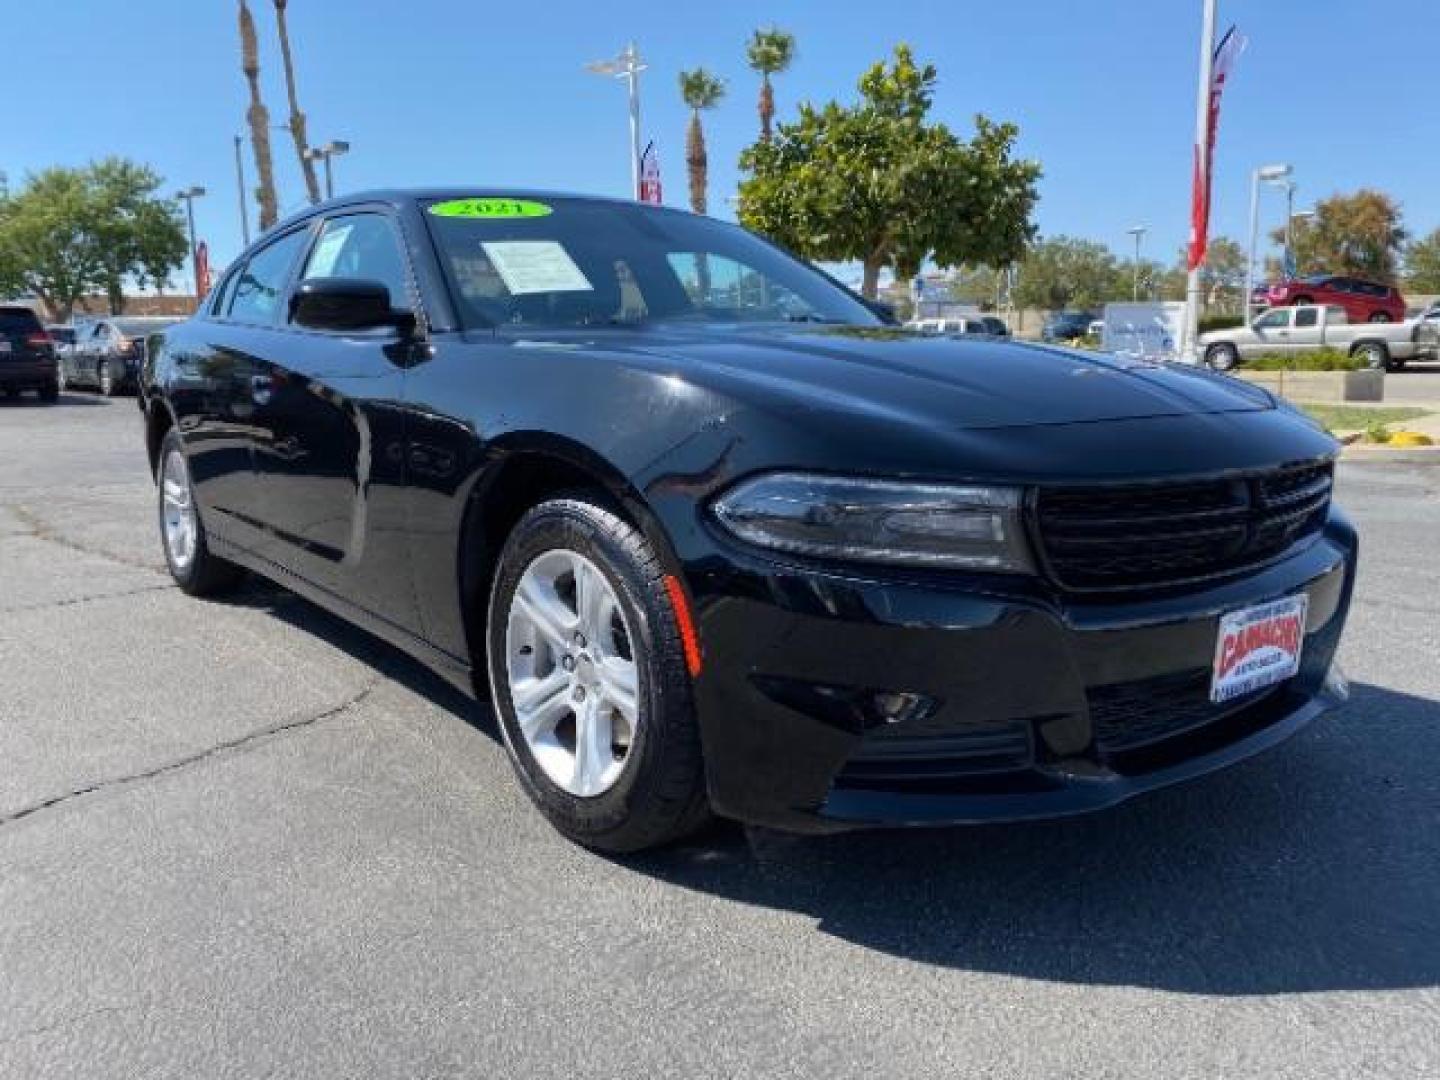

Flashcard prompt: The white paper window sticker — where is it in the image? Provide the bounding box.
[306,222,354,279]
[481,240,593,296]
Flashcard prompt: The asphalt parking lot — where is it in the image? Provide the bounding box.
[1,393,1437,1079]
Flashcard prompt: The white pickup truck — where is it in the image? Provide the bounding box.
[1198,304,1440,372]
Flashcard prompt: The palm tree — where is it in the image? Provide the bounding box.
[679,68,725,216]
[745,27,795,141]
[238,0,278,230]
[272,0,320,204]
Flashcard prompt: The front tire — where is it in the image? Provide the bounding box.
[1205,343,1240,372]
[486,497,708,853]
[157,429,244,596]
[99,360,119,397]
[1354,341,1390,371]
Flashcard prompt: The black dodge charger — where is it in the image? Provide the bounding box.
[139,191,1355,852]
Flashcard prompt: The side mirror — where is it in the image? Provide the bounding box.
[290,278,414,334]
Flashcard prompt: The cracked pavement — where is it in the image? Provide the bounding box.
[1,395,1437,1078]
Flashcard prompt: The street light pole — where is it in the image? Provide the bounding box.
[587,43,647,199]
[306,140,350,200]
[233,136,251,247]
[1127,226,1148,301]
[174,186,207,298]
[1244,163,1293,323]
[1180,0,1217,361]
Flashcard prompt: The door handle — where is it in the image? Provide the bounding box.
[250,374,273,405]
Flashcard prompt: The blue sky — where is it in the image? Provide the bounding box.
[6,0,1436,283]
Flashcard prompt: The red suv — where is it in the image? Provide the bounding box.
[1266,275,1406,323]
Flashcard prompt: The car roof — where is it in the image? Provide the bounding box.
[265,187,698,237]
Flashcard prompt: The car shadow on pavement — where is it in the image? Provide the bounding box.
[223,578,495,739]
[633,681,1440,996]
[209,581,1440,997]
[0,394,109,408]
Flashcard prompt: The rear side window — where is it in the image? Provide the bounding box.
[225,228,310,325]
[0,308,43,334]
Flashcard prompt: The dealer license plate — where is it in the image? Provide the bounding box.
[1210,595,1308,704]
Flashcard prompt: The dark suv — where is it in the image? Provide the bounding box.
[0,305,59,403]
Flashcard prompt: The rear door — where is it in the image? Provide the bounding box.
[249,208,419,632]
[172,225,313,555]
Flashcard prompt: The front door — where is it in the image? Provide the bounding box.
[248,210,419,634]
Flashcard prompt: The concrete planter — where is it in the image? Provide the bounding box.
[1236,369,1384,403]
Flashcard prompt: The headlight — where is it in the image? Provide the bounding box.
[711,472,1035,573]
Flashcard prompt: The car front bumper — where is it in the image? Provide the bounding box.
[686,510,1356,833]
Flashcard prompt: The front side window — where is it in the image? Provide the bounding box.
[297,213,414,314]
[424,197,879,331]
[1294,307,1319,328]
[1254,309,1290,330]
[227,228,310,325]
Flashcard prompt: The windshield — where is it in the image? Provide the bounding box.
[423,197,880,331]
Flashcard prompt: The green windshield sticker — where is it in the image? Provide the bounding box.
[428,198,552,219]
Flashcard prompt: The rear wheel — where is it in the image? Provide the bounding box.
[1368,311,1392,323]
[38,379,58,404]
[486,497,708,853]
[1292,295,1314,307]
[157,429,244,596]
[1205,343,1240,372]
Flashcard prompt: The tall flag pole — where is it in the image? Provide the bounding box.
[1181,0,1218,362]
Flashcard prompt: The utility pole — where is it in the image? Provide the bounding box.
[587,43,647,199]
[1244,163,1292,322]
[233,136,251,246]
[175,186,207,298]
[1127,226,1148,301]
[305,140,350,200]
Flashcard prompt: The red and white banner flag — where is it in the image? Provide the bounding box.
[1188,25,1247,271]
[638,141,663,205]
[194,240,212,301]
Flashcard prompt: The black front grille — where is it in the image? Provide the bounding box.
[1035,461,1333,591]
[1088,668,1275,753]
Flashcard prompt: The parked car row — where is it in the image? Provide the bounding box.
[57,317,184,395]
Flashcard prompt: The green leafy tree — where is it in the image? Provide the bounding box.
[1171,235,1245,312]
[678,68,726,216]
[745,27,796,142]
[738,44,1040,298]
[1269,189,1406,281]
[1404,227,1440,293]
[1012,236,1119,312]
[0,163,187,320]
[85,159,188,314]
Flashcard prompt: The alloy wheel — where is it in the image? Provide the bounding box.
[160,447,198,571]
[504,549,640,798]
[99,362,114,396]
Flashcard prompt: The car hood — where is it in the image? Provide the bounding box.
[514,326,1275,431]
